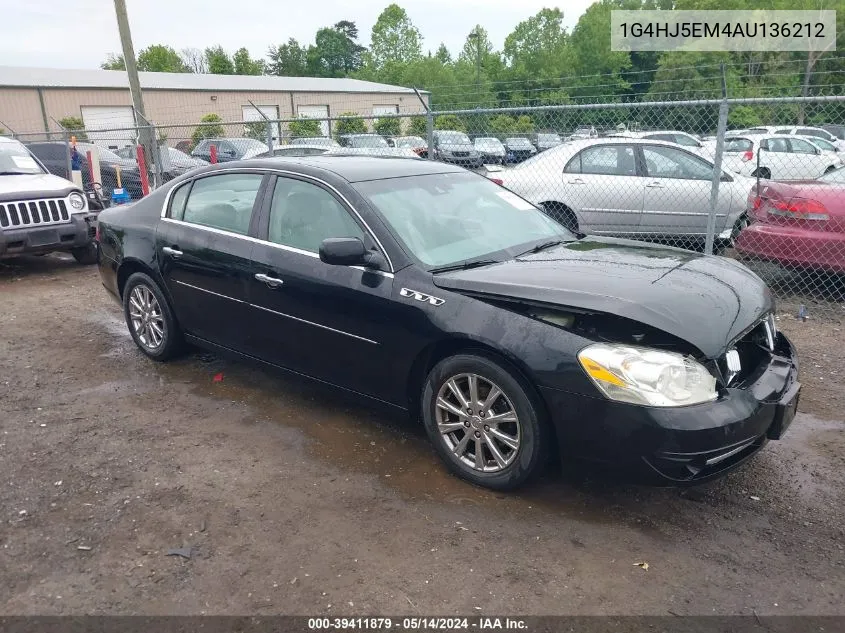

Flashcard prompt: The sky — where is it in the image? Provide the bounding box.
[2,0,595,70]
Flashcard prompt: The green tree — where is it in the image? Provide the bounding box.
[728,105,763,128]
[289,118,323,137]
[244,121,269,142]
[307,24,365,77]
[569,1,631,98]
[435,43,451,64]
[503,8,574,105]
[233,48,264,75]
[489,114,516,135]
[374,116,401,137]
[408,116,428,136]
[137,45,190,72]
[267,39,309,76]
[514,115,534,133]
[366,4,423,82]
[191,113,225,147]
[101,54,125,70]
[58,116,88,141]
[205,46,235,74]
[335,112,367,137]
[434,114,465,131]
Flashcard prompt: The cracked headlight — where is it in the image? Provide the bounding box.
[578,343,717,407]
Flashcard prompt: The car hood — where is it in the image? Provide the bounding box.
[432,237,772,359]
[0,173,79,199]
[439,143,475,152]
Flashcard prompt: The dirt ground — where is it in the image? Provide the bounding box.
[1,254,843,616]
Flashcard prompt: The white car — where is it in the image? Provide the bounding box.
[770,125,842,150]
[608,130,714,158]
[494,138,755,243]
[720,134,842,180]
[793,134,845,163]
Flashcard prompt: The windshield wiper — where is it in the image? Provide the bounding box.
[429,259,500,274]
[516,239,564,257]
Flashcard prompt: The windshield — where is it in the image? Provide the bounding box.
[0,141,45,175]
[169,147,192,160]
[395,137,425,147]
[350,135,388,148]
[354,172,570,268]
[506,138,532,147]
[77,145,125,162]
[810,137,835,151]
[292,137,334,147]
[537,134,560,143]
[819,166,845,183]
[437,132,471,144]
[475,138,504,149]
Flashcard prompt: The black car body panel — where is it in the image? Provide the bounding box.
[431,238,772,360]
[96,156,799,484]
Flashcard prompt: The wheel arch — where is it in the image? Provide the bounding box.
[406,337,554,438]
[116,258,167,301]
[539,200,580,232]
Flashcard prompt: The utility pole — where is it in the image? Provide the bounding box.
[113,0,158,186]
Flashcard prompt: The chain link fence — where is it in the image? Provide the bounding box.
[7,94,845,318]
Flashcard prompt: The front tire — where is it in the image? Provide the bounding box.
[122,272,183,361]
[421,353,549,490]
[71,242,98,265]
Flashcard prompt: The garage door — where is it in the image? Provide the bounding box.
[80,106,136,150]
[296,105,330,137]
[242,105,280,143]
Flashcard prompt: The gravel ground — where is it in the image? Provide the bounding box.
[0,255,843,616]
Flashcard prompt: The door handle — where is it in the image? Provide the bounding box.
[162,246,183,258]
[645,181,665,188]
[255,273,284,288]
[567,178,585,185]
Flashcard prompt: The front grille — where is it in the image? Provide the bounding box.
[453,152,469,157]
[0,198,70,229]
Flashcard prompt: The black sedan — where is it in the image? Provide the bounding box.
[504,137,537,163]
[96,156,800,490]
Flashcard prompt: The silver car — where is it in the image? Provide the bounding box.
[495,138,755,243]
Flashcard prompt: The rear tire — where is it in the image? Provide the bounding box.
[541,202,579,234]
[421,353,549,491]
[71,243,98,265]
[122,272,184,361]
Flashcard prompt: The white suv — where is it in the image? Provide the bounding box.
[0,136,98,263]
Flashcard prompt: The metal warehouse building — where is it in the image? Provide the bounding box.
[0,66,428,145]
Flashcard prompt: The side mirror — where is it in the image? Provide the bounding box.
[319,237,382,269]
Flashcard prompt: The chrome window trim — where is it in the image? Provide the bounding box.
[159,166,395,273]
[159,218,394,279]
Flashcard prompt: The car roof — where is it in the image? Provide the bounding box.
[239,154,465,183]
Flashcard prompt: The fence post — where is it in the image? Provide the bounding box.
[63,130,72,181]
[705,64,729,256]
[426,110,435,161]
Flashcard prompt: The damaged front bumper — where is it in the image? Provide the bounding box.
[541,332,800,483]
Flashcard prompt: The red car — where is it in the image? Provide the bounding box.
[735,168,845,273]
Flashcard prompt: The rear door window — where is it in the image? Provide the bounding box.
[576,145,637,176]
[181,173,264,235]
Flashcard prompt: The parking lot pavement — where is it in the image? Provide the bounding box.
[1,255,844,615]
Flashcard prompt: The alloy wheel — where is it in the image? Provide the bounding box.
[435,373,521,472]
[128,285,166,351]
